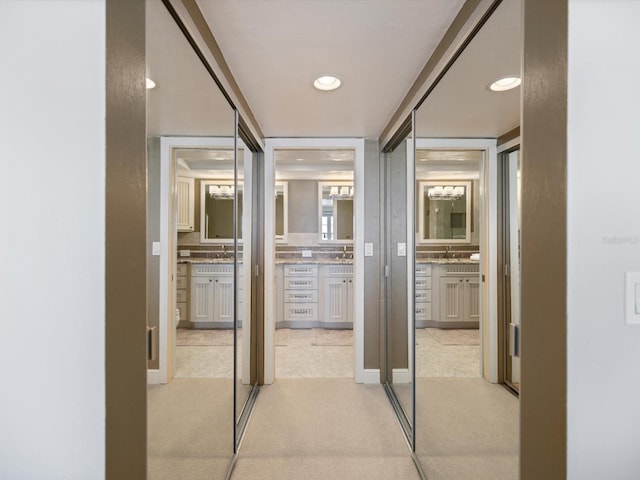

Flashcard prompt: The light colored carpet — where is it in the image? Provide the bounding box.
[415,329,480,377]
[426,328,480,346]
[231,379,420,480]
[415,377,519,480]
[148,379,234,480]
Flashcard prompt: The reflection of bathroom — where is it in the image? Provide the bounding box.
[172,146,247,379]
[415,149,481,378]
[274,149,355,379]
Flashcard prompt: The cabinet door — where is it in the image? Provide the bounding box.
[439,277,465,322]
[464,277,481,322]
[322,277,349,323]
[213,277,234,323]
[191,276,214,322]
[177,176,195,232]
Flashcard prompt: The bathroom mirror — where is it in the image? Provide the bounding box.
[418,180,471,243]
[201,180,244,242]
[275,182,288,242]
[318,182,354,242]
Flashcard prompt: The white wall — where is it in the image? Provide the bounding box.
[567,2,640,478]
[0,1,106,478]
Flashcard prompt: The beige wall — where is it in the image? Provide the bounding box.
[521,0,567,478]
[106,0,147,478]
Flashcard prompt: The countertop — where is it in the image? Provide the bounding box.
[178,257,478,265]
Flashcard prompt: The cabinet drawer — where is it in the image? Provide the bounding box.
[176,276,188,289]
[285,277,318,290]
[415,277,432,290]
[415,264,432,276]
[192,264,233,276]
[284,265,318,277]
[176,289,188,303]
[176,264,188,276]
[415,290,432,303]
[284,303,318,321]
[284,290,318,303]
[323,265,353,276]
[415,303,432,321]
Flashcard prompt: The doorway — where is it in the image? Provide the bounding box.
[263,139,366,384]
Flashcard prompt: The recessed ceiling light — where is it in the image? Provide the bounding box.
[146,77,156,89]
[488,76,521,92]
[313,75,341,91]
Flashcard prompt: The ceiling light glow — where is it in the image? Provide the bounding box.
[146,77,156,89]
[488,76,521,92]
[313,75,341,91]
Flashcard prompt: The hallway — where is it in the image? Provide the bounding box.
[230,379,419,480]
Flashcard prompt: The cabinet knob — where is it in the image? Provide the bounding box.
[343,280,346,283]
[209,279,212,282]
[459,279,463,282]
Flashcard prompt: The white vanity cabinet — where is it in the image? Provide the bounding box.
[190,263,235,327]
[414,263,432,327]
[320,264,353,326]
[435,264,480,327]
[283,264,319,326]
[176,176,195,232]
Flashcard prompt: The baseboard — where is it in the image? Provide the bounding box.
[363,369,380,384]
[147,368,161,384]
[392,368,411,384]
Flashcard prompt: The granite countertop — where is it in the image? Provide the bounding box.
[275,258,354,265]
[177,258,236,264]
[418,258,479,264]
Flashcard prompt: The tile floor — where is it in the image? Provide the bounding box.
[174,327,480,379]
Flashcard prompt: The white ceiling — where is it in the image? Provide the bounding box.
[196,0,465,138]
[415,0,522,138]
[147,0,521,143]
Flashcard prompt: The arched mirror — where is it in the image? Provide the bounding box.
[412,0,521,478]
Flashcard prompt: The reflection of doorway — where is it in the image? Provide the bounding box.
[414,148,483,381]
[499,147,521,394]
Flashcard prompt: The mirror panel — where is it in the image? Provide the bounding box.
[275,182,288,242]
[412,0,521,478]
[318,182,354,242]
[383,122,414,446]
[418,180,471,243]
[201,179,243,242]
[146,1,240,476]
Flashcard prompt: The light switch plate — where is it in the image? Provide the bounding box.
[152,242,160,256]
[179,249,190,257]
[625,272,640,325]
[302,250,312,258]
[365,243,373,257]
[397,242,406,257]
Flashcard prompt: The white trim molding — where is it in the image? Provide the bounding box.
[363,369,381,384]
[392,368,412,384]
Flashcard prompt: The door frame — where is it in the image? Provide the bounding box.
[263,138,366,384]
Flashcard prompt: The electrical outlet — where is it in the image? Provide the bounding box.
[302,250,312,258]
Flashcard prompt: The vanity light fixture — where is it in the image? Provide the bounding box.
[488,75,521,92]
[428,185,465,201]
[328,185,354,199]
[313,75,341,91]
[146,77,156,89]
[209,184,235,199]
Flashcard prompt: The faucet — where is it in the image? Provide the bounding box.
[342,245,347,259]
[220,245,226,258]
